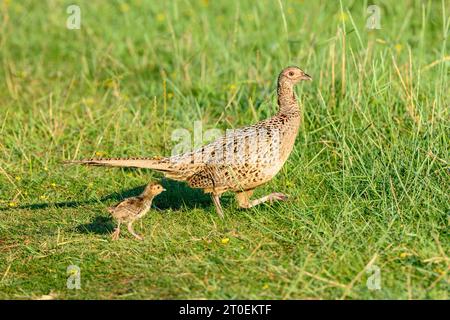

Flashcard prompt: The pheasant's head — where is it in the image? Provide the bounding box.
[279,66,312,85]
[143,183,166,197]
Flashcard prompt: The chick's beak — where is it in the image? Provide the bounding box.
[162,188,167,192]
[301,73,312,81]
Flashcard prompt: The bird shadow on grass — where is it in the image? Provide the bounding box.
[73,180,219,235]
[0,180,215,211]
[75,215,116,235]
[0,179,226,235]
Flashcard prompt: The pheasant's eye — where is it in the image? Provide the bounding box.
[288,71,294,76]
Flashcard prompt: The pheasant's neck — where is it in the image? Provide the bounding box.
[277,80,299,115]
[141,194,154,206]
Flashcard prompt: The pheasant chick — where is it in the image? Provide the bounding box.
[108,183,165,240]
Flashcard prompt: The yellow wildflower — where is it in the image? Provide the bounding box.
[104,79,116,89]
[120,3,130,13]
[18,71,28,78]
[221,238,230,244]
[434,267,444,275]
[262,283,269,290]
[400,252,411,259]
[84,97,95,106]
[156,13,165,22]
[339,12,348,22]
[8,202,17,207]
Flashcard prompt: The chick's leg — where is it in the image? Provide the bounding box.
[112,221,121,240]
[127,221,144,241]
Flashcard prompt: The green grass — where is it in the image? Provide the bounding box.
[0,0,448,299]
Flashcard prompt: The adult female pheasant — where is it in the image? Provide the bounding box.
[67,66,311,218]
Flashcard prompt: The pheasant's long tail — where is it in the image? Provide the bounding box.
[64,157,192,181]
[65,157,174,170]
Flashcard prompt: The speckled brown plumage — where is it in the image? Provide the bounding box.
[67,66,311,218]
[108,183,165,240]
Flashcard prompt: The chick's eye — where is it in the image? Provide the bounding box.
[288,72,294,76]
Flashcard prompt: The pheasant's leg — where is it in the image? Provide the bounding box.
[111,221,121,240]
[236,190,288,209]
[127,221,144,241]
[211,194,224,219]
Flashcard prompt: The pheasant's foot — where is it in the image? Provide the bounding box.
[127,222,144,241]
[211,194,224,219]
[268,192,289,203]
[132,233,144,241]
[111,227,121,240]
[236,190,288,208]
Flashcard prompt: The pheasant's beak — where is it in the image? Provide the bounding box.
[301,73,312,81]
[162,188,167,192]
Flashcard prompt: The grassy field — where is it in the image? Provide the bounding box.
[0,0,448,299]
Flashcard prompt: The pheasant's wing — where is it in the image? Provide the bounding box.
[187,162,265,192]
[109,197,142,219]
[187,165,218,190]
[185,123,280,191]
[187,122,280,163]
[68,119,278,185]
